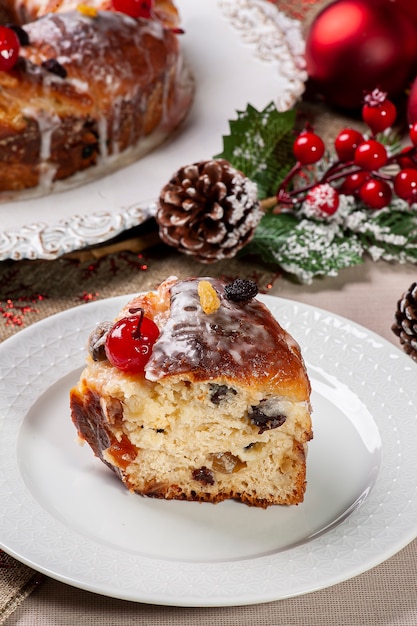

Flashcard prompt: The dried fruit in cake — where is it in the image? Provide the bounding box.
[70,276,313,508]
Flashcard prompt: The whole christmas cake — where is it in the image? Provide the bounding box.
[70,276,313,508]
[0,0,193,194]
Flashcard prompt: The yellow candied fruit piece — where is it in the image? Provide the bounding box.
[77,4,98,17]
[208,452,247,474]
[198,280,220,315]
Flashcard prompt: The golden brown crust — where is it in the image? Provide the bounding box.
[128,467,307,508]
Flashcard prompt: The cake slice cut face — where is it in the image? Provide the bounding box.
[70,277,313,508]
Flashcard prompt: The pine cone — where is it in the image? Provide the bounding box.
[156,159,262,263]
[392,282,417,361]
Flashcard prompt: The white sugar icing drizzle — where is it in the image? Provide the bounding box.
[144,277,300,384]
[21,106,60,161]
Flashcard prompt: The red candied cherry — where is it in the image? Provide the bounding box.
[293,130,325,165]
[409,122,417,148]
[394,168,417,202]
[0,25,20,71]
[359,178,392,210]
[362,89,397,135]
[105,309,159,373]
[334,129,364,162]
[339,171,369,196]
[305,183,339,216]
[111,0,153,18]
[354,140,387,172]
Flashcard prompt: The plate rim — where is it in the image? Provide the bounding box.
[1,293,417,607]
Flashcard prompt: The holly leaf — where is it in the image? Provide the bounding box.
[245,212,364,283]
[214,102,295,199]
[243,212,299,264]
[347,203,417,263]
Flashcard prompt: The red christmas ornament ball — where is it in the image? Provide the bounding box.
[390,0,417,26]
[305,0,417,110]
[407,77,417,126]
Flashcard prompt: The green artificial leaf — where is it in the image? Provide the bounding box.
[214,102,295,199]
[243,212,299,265]
[246,212,364,283]
[347,204,417,263]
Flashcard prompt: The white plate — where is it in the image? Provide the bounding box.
[0,0,306,261]
[1,294,417,607]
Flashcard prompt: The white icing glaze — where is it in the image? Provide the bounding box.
[144,277,295,384]
[21,106,60,160]
[97,115,108,161]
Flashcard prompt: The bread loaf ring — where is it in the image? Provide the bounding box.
[0,1,193,195]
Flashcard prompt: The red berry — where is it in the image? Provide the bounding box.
[111,0,153,18]
[362,98,397,135]
[359,178,392,210]
[334,129,364,162]
[354,140,387,171]
[409,122,417,147]
[305,184,339,215]
[293,130,325,165]
[0,25,20,71]
[339,171,369,195]
[394,168,417,202]
[105,311,159,373]
[397,147,417,170]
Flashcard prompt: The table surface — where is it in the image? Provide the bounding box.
[2,1,417,623]
[1,249,417,626]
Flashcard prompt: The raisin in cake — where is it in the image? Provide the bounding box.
[70,277,313,508]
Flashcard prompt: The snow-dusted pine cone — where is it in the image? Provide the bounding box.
[392,282,417,361]
[156,159,262,263]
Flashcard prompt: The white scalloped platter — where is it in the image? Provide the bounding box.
[0,0,307,261]
[1,295,417,606]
